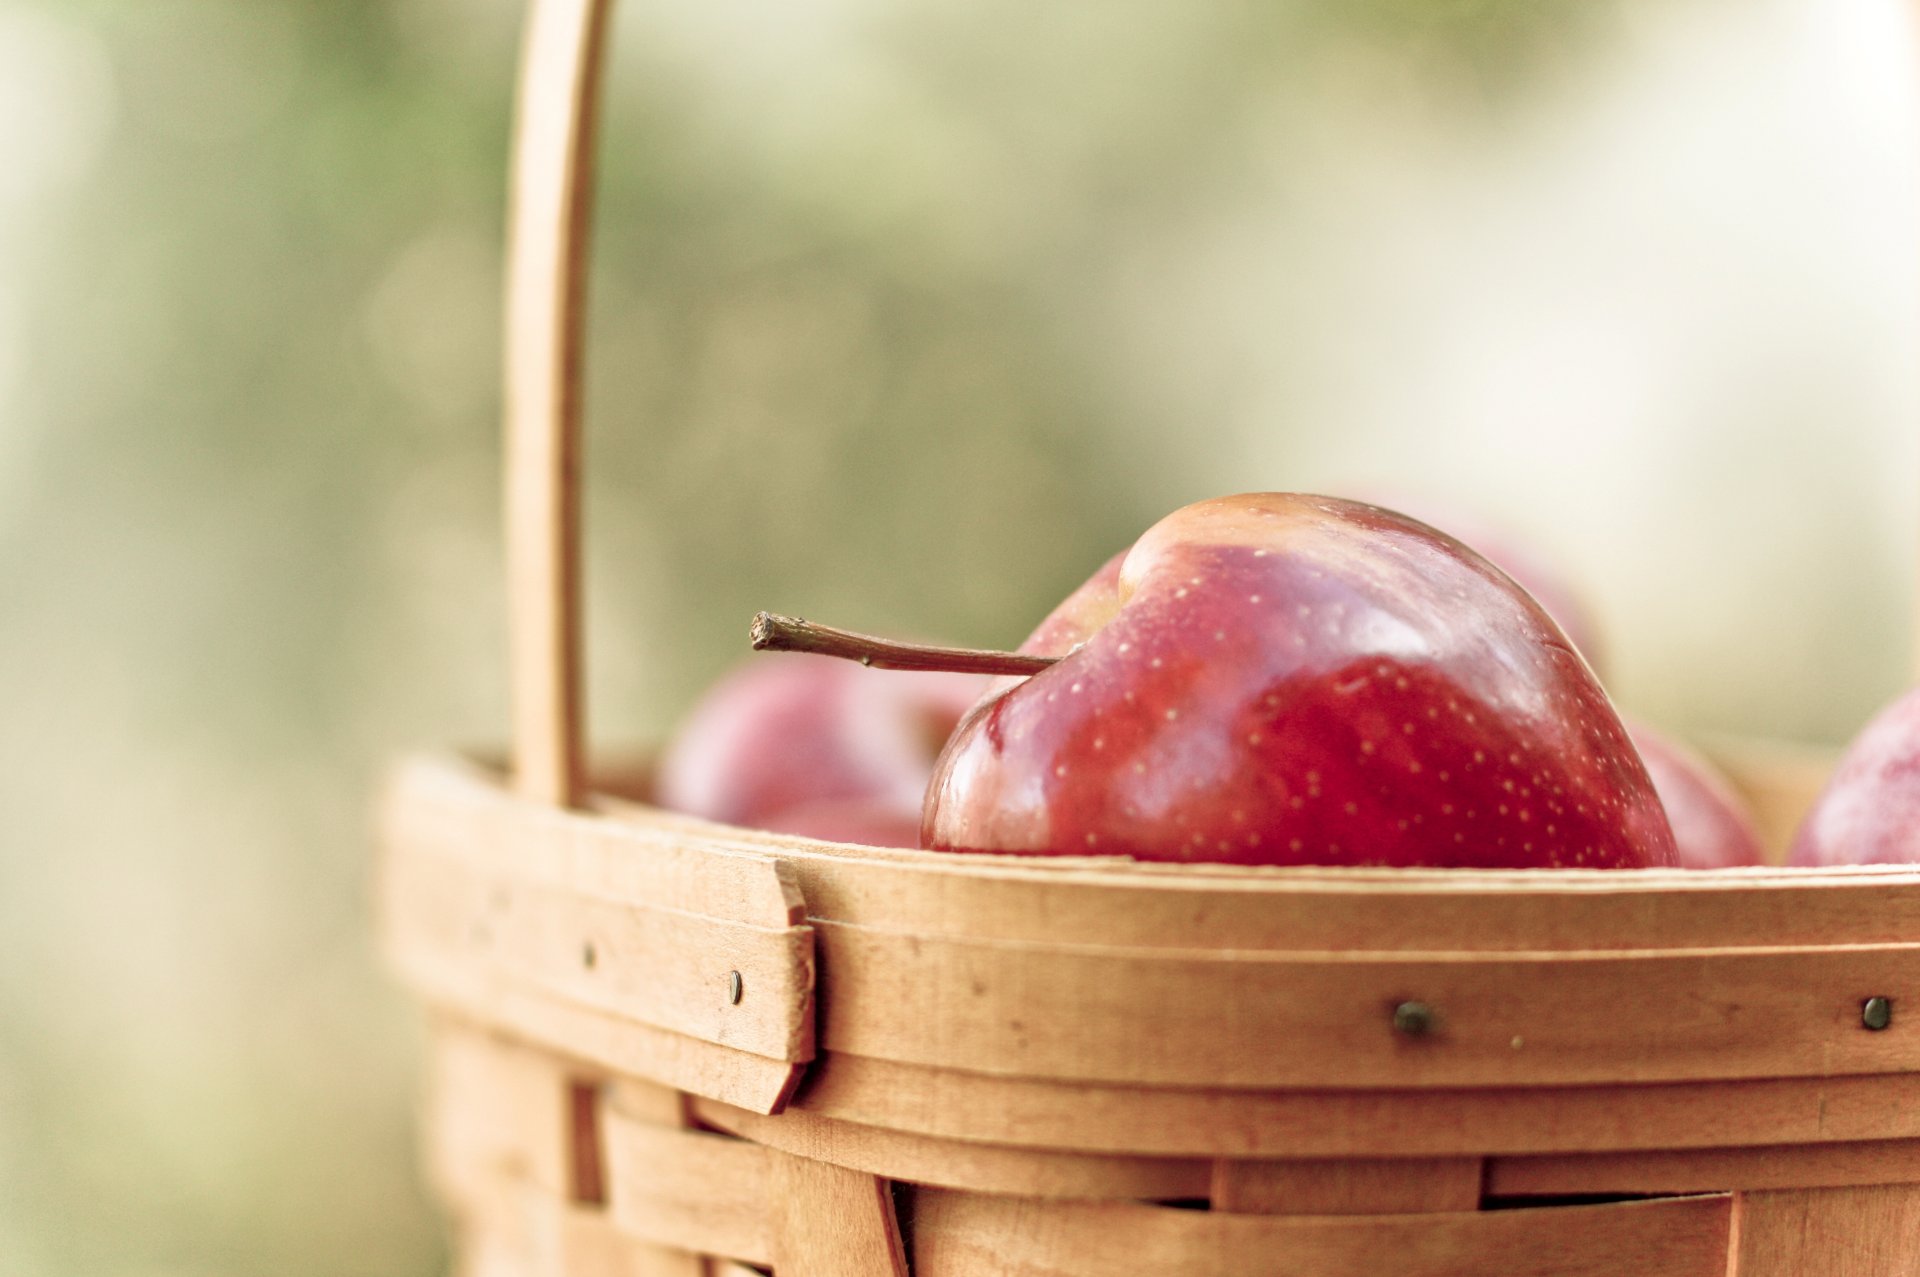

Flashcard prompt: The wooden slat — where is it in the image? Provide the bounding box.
[427,1024,577,1201]
[1730,1183,1920,1276]
[812,921,1920,1088]
[503,0,610,809]
[599,788,1920,952]
[794,1052,1920,1159]
[559,1201,713,1277]
[395,759,1920,1095]
[447,1168,720,1277]
[767,1154,908,1277]
[602,1096,774,1266]
[382,758,815,1113]
[691,1096,1208,1200]
[606,1079,708,1275]
[1211,1157,1483,1214]
[1492,1139,1920,1197]
[386,839,813,1060]
[908,1188,1733,1277]
[387,756,808,928]
[420,996,803,1116]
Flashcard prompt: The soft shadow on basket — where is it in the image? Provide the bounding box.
[379,2,1920,1274]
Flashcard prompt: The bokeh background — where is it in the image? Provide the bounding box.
[2,0,1917,1271]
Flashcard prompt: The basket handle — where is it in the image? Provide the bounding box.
[503,0,614,808]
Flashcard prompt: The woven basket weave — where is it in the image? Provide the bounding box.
[380,3,1920,1272]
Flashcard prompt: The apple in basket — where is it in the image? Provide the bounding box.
[757,492,1678,869]
[1787,686,1920,866]
[656,653,982,847]
[1355,490,1608,674]
[1628,719,1766,869]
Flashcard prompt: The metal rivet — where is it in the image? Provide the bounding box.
[582,942,597,969]
[1392,1000,1437,1037]
[1864,996,1893,1031]
[727,971,744,1005]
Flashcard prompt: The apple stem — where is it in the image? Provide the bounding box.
[749,612,1056,677]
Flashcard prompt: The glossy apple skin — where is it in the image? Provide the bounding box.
[1626,720,1766,869]
[922,494,1677,869]
[1787,687,1920,867]
[1359,493,1606,675]
[658,654,983,845]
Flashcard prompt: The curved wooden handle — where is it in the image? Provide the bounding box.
[504,0,614,807]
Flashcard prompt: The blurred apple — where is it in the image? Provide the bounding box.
[1787,687,1920,867]
[1626,719,1765,869]
[657,653,984,845]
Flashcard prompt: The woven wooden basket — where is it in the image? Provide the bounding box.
[380,3,1920,1273]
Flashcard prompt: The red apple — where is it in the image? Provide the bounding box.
[1787,687,1920,867]
[1358,491,1606,673]
[1626,719,1766,869]
[921,493,1677,868]
[657,653,983,845]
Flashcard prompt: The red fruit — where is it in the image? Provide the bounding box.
[658,653,982,845]
[1359,491,1605,673]
[921,493,1677,869]
[1626,720,1766,869]
[1787,687,1920,867]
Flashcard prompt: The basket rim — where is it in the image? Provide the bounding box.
[415,747,1912,893]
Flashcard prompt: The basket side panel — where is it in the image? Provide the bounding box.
[1210,1157,1483,1214]
[908,1189,1733,1277]
[812,921,1920,1089]
[1492,1140,1920,1198]
[767,1154,908,1277]
[793,1052,1920,1159]
[690,1096,1210,1199]
[382,757,815,1114]
[1731,1184,1920,1277]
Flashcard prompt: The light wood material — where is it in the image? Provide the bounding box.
[1491,1139,1920,1197]
[504,0,611,808]
[387,757,808,930]
[1730,1183,1920,1276]
[448,1169,718,1277]
[908,1188,1734,1277]
[381,757,815,1113]
[612,799,1920,954]
[809,922,1920,1089]
[428,1024,578,1202]
[607,1080,710,1275]
[1211,1157,1483,1215]
[793,1052,1920,1158]
[692,1096,1209,1200]
[385,838,813,1060]
[767,1154,908,1277]
[425,995,803,1116]
[427,1027,697,1275]
[601,1096,773,1265]
[392,755,1920,1094]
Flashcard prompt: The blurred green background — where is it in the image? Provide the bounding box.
[1,0,1915,1272]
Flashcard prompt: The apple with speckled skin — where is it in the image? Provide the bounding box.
[1627,720,1766,869]
[921,493,1677,868]
[1787,687,1920,867]
[1359,491,1606,674]
[659,654,982,846]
